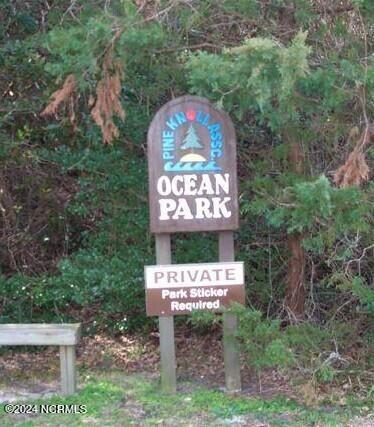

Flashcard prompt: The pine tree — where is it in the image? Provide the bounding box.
[181,124,203,150]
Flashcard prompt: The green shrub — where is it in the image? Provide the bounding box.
[231,305,294,373]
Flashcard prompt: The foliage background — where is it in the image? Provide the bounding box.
[0,0,373,390]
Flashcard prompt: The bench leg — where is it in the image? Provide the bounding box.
[60,345,76,395]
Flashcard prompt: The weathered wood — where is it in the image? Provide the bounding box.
[219,231,242,392]
[145,262,245,316]
[0,324,81,346]
[155,234,177,393]
[60,345,76,395]
[146,96,241,393]
[159,316,177,393]
[0,323,80,396]
[219,231,235,262]
[148,95,239,234]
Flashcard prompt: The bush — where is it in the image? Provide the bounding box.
[231,305,294,374]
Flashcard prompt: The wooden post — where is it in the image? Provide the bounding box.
[156,234,177,393]
[219,231,241,392]
[147,97,241,393]
[60,345,76,395]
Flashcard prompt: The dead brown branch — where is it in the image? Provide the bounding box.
[41,74,77,117]
[333,125,373,188]
[90,50,125,144]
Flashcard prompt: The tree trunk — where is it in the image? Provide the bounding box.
[285,233,306,320]
[0,170,17,272]
[283,136,306,320]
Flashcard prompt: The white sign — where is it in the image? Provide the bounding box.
[157,173,232,221]
[145,262,244,289]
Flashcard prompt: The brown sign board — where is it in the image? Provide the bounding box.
[147,96,239,233]
[145,262,245,316]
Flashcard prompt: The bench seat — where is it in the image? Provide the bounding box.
[0,323,81,395]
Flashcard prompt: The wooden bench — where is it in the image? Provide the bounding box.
[0,324,81,395]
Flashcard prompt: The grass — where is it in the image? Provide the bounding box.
[0,371,372,426]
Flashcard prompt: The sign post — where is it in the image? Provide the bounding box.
[146,95,243,392]
[219,231,241,391]
[155,234,176,393]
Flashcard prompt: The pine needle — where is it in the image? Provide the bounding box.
[41,74,77,117]
[333,125,373,188]
[90,52,125,144]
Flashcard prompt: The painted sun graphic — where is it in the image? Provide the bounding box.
[180,153,207,162]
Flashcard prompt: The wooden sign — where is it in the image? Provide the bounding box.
[145,262,245,316]
[146,96,243,393]
[147,96,239,233]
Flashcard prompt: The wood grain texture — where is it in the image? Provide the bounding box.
[155,234,177,393]
[0,324,81,346]
[60,345,77,395]
[148,96,239,233]
[219,231,242,392]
